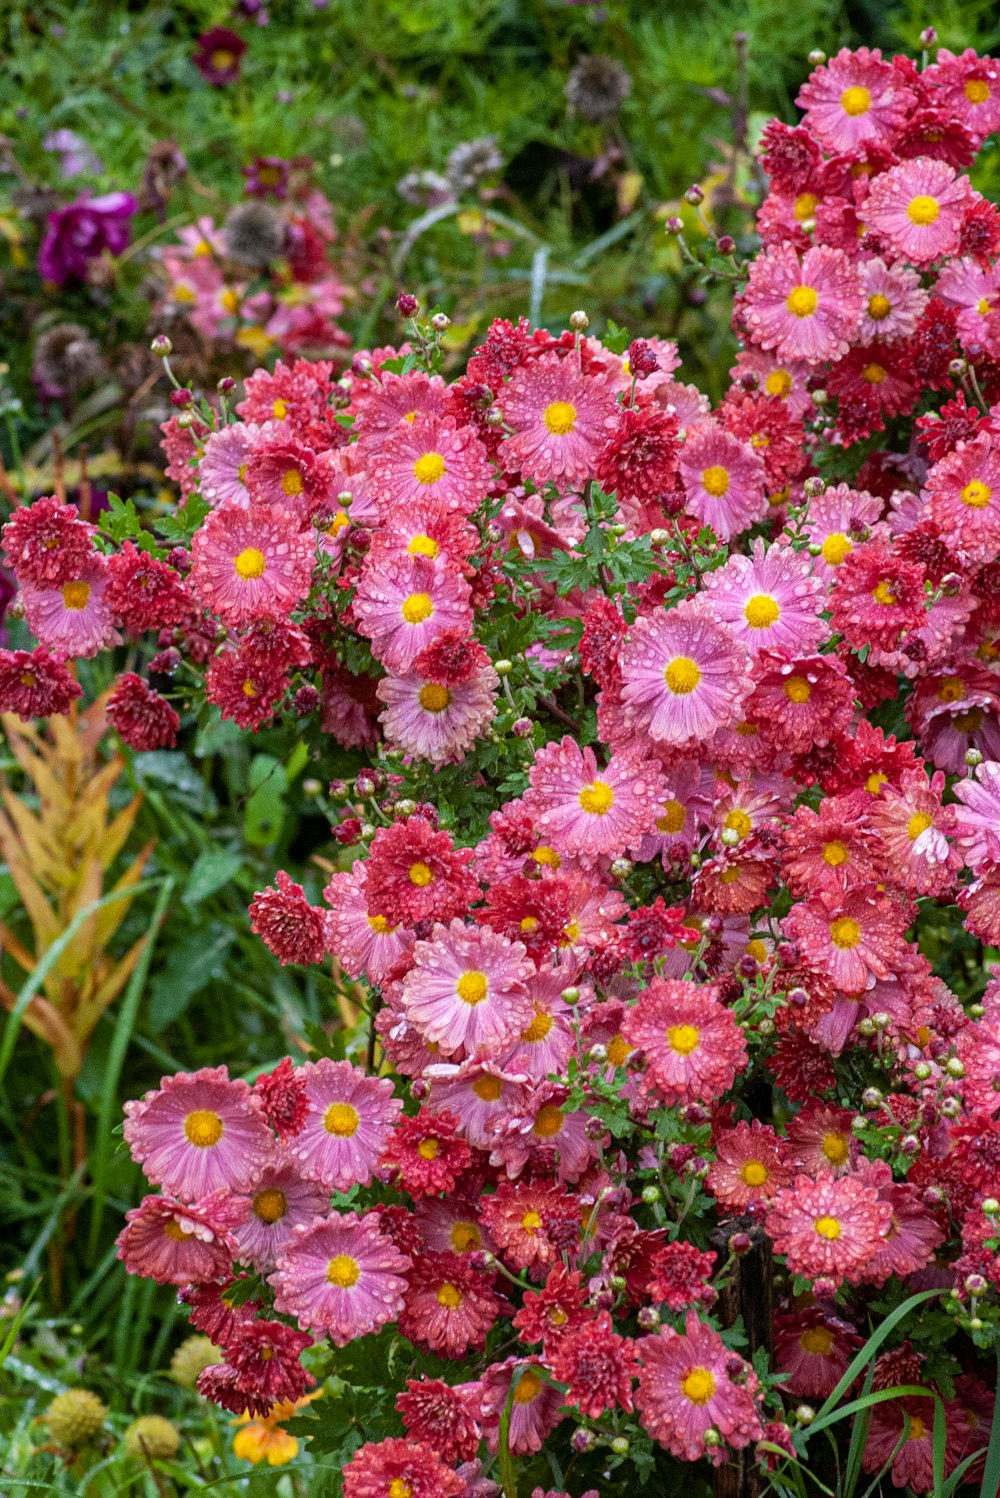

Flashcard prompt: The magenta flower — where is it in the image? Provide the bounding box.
[289,1058,402,1193]
[21,557,121,659]
[271,1211,410,1344]
[367,413,493,516]
[377,662,498,765]
[123,1066,276,1200]
[193,27,247,86]
[618,597,751,748]
[636,1312,762,1463]
[796,47,912,153]
[38,192,137,285]
[702,539,827,657]
[864,158,975,268]
[499,353,618,489]
[766,1171,892,1286]
[524,735,665,867]
[677,426,768,540]
[401,920,534,1059]
[742,243,864,363]
[115,1190,245,1286]
[232,1159,330,1270]
[189,503,315,625]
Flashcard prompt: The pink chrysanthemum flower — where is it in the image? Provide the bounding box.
[924,48,1000,143]
[115,1190,244,1286]
[398,1250,502,1358]
[289,1058,402,1193]
[780,800,880,899]
[363,816,480,929]
[742,244,864,363]
[801,481,884,581]
[232,1160,330,1271]
[766,1171,892,1286]
[427,1060,529,1149]
[782,887,911,995]
[499,353,618,489]
[869,769,960,897]
[377,661,498,765]
[619,597,752,748]
[501,972,575,1081]
[702,539,826,657]
[636,1312,763,1464]
[322,865,414,983]
[862,1399,937,1492]
[123,1066,276,1200]
[244,422,335,515]
[414,1195,494,1257]
[353,370,447,448]
[401,920,534,1058]
[796,47,912,152]
[864,158,975,267]
[923,433,1000,563]
[189,504,315,625]
[953,758,1000,872]
[22,557,120,659]
[478,1179,570,1271]
[271,1211,411,1344]
[352,553,473,674]
[523,735,664,867]
[858,258,929,343]
[477,1358,566,1456]
[855,1159,944,1285]
[368,498,480,572]
[729,350,814,417]
[367,412,493,516]
[934,257,1000,350]
[550,1310,638,1419]
[707,1120,792,1211]
[773,1309,863,1398]
[621,978,748,1107]
[198,422,255,509]
[343,1438,462,1498]
[677,426,768,540]
[488,1082,598,1184]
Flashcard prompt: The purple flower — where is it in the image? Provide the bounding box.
[43,129,103,179]
[38,193,137,284]
[192,27,247,86]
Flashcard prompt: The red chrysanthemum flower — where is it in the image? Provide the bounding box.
[617,898,698,964]
[578,596,627,687]
[380,1109,473,1198]
[106,672,180,751]
[467,315,533,388]
[645,1240,717,1311]
[1,495,97,589]
[477,873,572,960]
[411,632,490,686]
[550,1310,638,1420]
[180,1278,260,1345]
[829,540,928,652]
[0,646,82,720]
[199,1319,315,1417]
[479,1179,576,1271]
[957,197,1000,267]
[104,543,191,633]
[342,1438,463,1498]
[396,1378,482,1465]
[759,120,823,195]
[904,298,959,391]
[363,816,479,927]
[398,1250,502,1358]
[249,871,327,966]
[594,405,681,506]
[205,646,288,731]
[721,392,806,488]
[253,1057,308,1142]
[512,1264,590,1349]
[621,978,748,1106]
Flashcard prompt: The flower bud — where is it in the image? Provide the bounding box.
[969,1316,984,1331]
[729,1231,752,1255]
[810,388,828,406]
[396,292,419,317]
[410,1078,429,1101]
[650,528,671,546]
[970,1002,985,1018]
[561,986,580,1005]
[512,717,534,738]
[302,777,322,797]
[900,1134,920,1156]
[355,770,377,799]
[431,312,450,332]
[720,826,741,848]
[217,376,237,396]
[807,49,826,64]
[684,184,705,205]
[738,954,758,978]
[494,658,513,676]
[610,857,633,879]
[641,1184,662,1204]
[861,1087,883,1109]
[813,1277,837,1298]
[170,387,194,409]
[486,406,505,427]
[758,1017,776,1037]
[777,942,800,968]
[351,355,374,379]
[983,1198,1000,1215]
[637,1305,660,1330]
[919,26,937,44]
[949,357,968,378]
[795,1404,816,1426]
[665,216,685,235]
[609,522,628,537]
[965,1273,988,1295]
[803,476,826,498]
[589,1043,609,1064]
[858,1017,876,1036]
[941,1096,962,1118]
[569,310,590,331]
[571,1427,596,1453]
[150,334,173,356]
[176,412,195,430]
[872,1011,891,1030]
[395,799,417,818]
[913,1061,932,1081]
[945,1056,965,1078]
[966,748,985,768]
[610,1436,630,1456]
[787,986,809,1009]
[609,1274,627,1293]
[716,234,736,255]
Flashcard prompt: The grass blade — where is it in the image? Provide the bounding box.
[979,1349,1000,1498]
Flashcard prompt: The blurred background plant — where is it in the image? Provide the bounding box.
[2,0,1000,1489]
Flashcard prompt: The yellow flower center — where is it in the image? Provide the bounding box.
[220,287,240,314]
[62,581,91,610]
[681,1367,716,1405]
[408,534,439,558]
[908,811,933,840]
[326,1254,360,1287]
[457,970,488,1005]
[814,1215,842,1240]
[234,547,266,580]
[324,1102,360,1136]
[867,293,892,321]
[862,362,887,385]
[408,861,433,886]
[907,195,940,225]
[281,468,303,497]
[578,779,615,815]
[253,1188,288,1224]
[607,1034,632,1067]
[744,593,780,629]
[821,532,851,566]
[521,1210,542,1232]
[367,914,395,934]
[746,939,768,963]
[532,1103,564,1138]
[784,675,812,704]
[701,464,730,497]
[513,1371,542,1403]
[872,580,898,606]
[965,78,991,105]
[163,1219,194,1242]
[418,682,452,713]
[786,285,818,319]
[183,1110,224,1148]
[830,916,861,949]
[840,86,871,116]
[657,799,687,834]
[413,452,446,485]
[867,770,889,795]
[667,1023,699,1055]
[520,916,539,933]
[389,1483,413,1498]
[521,1009,554,1043]
[961,480,991,508]
[822,840,849,867]
[417,1137,440,1160]
[954,706,984,733]
[978,298,992,315]
[532,845,561,869]
[472,1074,503,1101]
[401,591,434,624]
[823,1131,850,1165]
[800,1326,834,1356]
[272,399,288,420]
[543,401,577,435]
[794,192,818,221]
[664,656,702,695]
[450,1221,481,1251]
[242,680,258,698]
[436,1281,462,1308]
[724,808,753,839]
[741,1160,770,1187]
[765,369,793,398]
